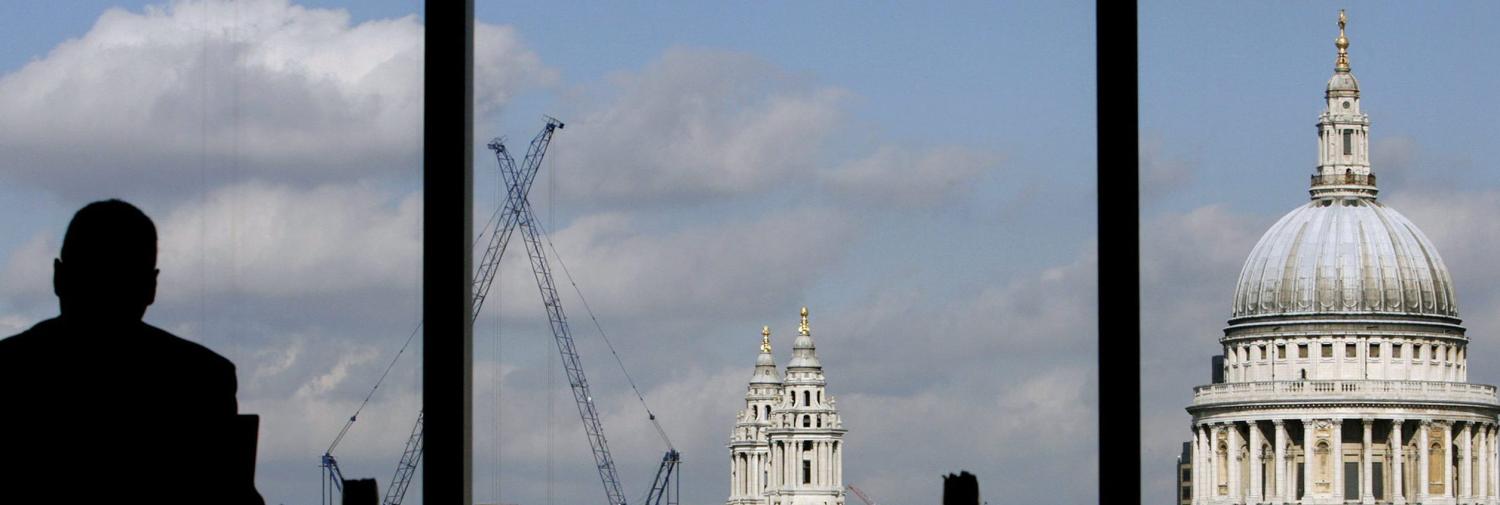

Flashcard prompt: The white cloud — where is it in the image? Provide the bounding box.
[480,206,859,332]
[1140,134,1197,204]
[0,232,57,311]
[154,180,422,300]
[549,48,847,204]
[823,145,999,208]
[0,0,553,198]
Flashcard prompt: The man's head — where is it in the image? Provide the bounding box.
[53,199,159,323]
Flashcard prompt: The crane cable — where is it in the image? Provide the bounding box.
[326,320,423,455]
[532,219,675,451]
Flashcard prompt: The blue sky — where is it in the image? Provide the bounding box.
[0,2,1096,505]
[1141,3,1500,503]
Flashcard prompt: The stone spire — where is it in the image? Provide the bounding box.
[1311,9,1375,199]
[751,326,782,385]
[787,307,821,370]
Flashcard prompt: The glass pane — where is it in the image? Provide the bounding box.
[474,2,1098,505]
[0,2,424,503]
[1143,4,1500,505]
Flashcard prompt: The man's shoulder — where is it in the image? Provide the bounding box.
[140,323,236,372]
[0,317,63,354]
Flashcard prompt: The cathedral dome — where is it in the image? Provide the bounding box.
[1229,196,1458,321]
[1326,72,1359,93]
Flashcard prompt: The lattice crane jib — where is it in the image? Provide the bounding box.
[472,118,564,320]
[381,411,424,505]
[382,119,564,505]
[507,179,629,505]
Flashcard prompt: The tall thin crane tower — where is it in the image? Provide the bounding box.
[320,119,564,505]
[319,117,679,505]
[489,121,681,505]
[847,485,878,505]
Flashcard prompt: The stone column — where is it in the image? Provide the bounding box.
[821,441,830,487]
[1194,425,1205,505]
[1230,423,1243,501]
[1482,425,1494,503]
[1251,422,1264,503]
[1305,418,1317,502]
[1363,418,1375,504]
[1421,420,1431,503]
[1205,424,1217,499]
[1335,419,1345,502]
[1448,421,1457,499]
[1466,422,1476,503]
[1394,419,1406,505]
[1492,425,1499,505]
[1209,424,1220,500]
[1480,426,1489,505]
[1275,419,1288,504]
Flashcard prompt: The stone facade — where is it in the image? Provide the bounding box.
[729,309,846,505]
[1182,12,1500,505]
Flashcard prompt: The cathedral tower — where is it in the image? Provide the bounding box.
[730,326,783,505]
[730,308,846,505]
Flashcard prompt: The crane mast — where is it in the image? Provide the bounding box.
[380,411,423,505]
[847,485,877,505]
[329,117,675,505]
[473,119,563,318]
[378,119,565,505]
[495,139,630,505]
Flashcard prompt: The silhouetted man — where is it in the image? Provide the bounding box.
[0,199,262,503]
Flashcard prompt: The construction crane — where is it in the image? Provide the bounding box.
[320,119,564,505]
[380,411,422,505]
[847,485,877,505]
[490,124,681,505]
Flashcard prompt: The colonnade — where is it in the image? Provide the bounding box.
[1191,418,1500,505]
[730,450,770,499]
[767,439,842,491]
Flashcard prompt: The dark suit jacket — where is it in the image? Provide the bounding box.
[0,317,261,503]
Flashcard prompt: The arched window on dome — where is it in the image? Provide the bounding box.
[804,391,810,407]
[803,415,811,428]
[764,405,771,420]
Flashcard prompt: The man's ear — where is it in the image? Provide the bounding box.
[146,268,159,307]
[52,258,64,298]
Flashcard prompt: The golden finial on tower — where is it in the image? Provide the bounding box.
[761,325,772,353]
[798,306,810,336]
[1335,9,1350,72]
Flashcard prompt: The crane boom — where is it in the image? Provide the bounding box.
[503,180,628,505]
[379,119,564,505]
[472,118,564,318]
[847,485,877,505]
[380,411,423,505]
[643,450,681,505]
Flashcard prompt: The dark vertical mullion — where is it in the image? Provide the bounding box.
[1097,1,1139,504]
[424,1,474,504]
